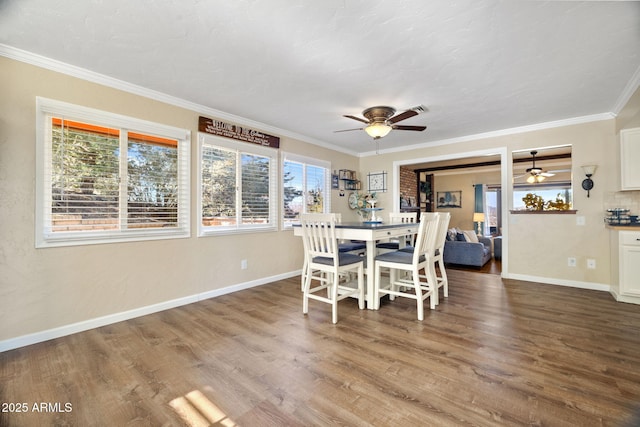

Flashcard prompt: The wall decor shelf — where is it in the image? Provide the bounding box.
[339,169,361,190]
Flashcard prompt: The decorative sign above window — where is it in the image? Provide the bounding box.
[198,116,280,149]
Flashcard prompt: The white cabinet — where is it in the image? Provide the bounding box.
[610,230,640,304]
[620,127,640,190]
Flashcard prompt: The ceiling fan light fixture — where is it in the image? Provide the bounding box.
[364,122,392,139]
[527,174,545,184]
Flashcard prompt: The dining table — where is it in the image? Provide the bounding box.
[293,221,419,309]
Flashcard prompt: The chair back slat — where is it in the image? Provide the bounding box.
[300,213,338,261]
[389,212,417,224]
[435,212,451,251]
[413,213,439,262]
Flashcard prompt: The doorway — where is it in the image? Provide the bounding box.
[393,147,509,277]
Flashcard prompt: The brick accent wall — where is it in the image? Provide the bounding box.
[399,167,417,201]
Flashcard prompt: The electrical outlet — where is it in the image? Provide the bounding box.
[576,216,585,226]
[241,259,248,270]
[587,259,596,269]
[568,257,577,267]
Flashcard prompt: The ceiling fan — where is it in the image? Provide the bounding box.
[516,150,558,183]
[335,105,427,140]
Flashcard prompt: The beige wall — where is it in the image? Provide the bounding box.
[432,169,501,231]
[0,57,359,345]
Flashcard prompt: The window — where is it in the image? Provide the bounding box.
[36,98,190,248]
[484,186,501,235]
[282,153,331,228]
[199,134,278,235]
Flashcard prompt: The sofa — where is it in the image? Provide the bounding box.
[443,231,492,267]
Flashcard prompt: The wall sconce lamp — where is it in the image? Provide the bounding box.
[581,165,597,197]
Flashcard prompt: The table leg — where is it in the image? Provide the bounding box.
[366,240,377,309]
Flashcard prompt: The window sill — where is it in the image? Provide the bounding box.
[510,210,577,215]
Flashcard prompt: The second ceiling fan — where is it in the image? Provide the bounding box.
[336,105,427,139]
[518,150,560,183]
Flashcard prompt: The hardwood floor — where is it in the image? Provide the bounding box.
[2,270,640,426]
[445,258,502,275]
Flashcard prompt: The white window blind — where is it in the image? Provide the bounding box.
[199,134,278,235]
[36,98,190,247]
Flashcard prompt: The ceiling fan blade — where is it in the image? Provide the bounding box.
[388,109,418,124]
[540,172,555,177]
[547,169,570,174]
[334,127,363,133]
[393,125,427,131]
[343,114,369,124]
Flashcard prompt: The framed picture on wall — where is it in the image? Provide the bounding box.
[437,191,462,208]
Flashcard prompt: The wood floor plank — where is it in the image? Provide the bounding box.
[2,269,640,426]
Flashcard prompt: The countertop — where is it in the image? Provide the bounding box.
[606,224,640,230]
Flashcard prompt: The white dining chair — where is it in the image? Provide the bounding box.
[334,213,367,255]
[399,212,451,304]
[373,212,439,320]
[300,213,365,290]
[376,212,418,252]
[433,212,451,303]
[300,213,365,324]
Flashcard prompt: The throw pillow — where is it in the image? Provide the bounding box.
[456,232,466,241]
[462,230,479,243]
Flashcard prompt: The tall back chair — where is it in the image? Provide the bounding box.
[433,212,451,303]
[399,212,451,304]
[373,213,439,320]
[300,213,365,290]
[300,213,364,324]
[376,212,418,252]
[335,213,367,254]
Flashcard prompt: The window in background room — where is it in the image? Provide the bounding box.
[513,183,572,210]
[36,98,190,248]
[485,186,501,235]
[512,146,572,211]
[199,134,278,235]
[282,153,331,227]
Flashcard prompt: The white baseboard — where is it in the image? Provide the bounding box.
[503,272,610,293]
[0,270,302,353]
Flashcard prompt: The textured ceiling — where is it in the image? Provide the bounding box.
[1,0,639,155]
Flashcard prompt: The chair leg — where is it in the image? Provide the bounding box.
[412,266,424,321]
[374,263,381,310]
[358,265,365,310]
[331,272,339,324]
[302,266,312,315]
[389,268,397,301]
[438,259,448,298]
[426,263,437,310]
[301,257,308,291]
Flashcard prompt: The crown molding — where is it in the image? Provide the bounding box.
[360,112,615,157]
[612,64,640,115]
[0,44,359,157]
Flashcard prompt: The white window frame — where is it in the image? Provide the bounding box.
[198,133,278,236]
[35,97,191,248]
[281,152,331,229]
